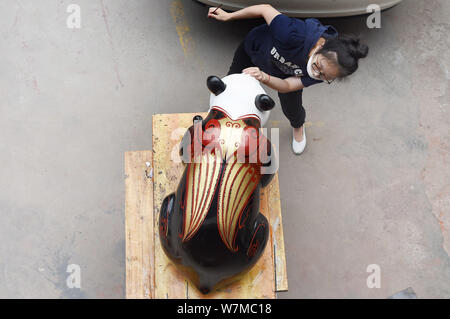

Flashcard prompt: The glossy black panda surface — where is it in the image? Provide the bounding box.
[158,75,277,294]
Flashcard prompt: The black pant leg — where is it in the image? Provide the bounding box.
[277,90,306,128]
[227,41,255,75]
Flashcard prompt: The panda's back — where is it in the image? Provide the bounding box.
[180,156,261,250]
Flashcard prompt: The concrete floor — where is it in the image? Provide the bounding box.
[0,0,448,298]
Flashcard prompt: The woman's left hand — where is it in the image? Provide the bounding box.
[243,67,268,83]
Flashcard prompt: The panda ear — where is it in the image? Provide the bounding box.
[255,94,275,111]
[207,76,226,96]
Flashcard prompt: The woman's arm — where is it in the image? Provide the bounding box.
[208,4,280,25]
[243,67,304,93]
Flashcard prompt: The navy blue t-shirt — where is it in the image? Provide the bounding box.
[244,14,338,87]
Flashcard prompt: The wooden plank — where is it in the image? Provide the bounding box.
[152,112,287,298]
[125,151,154,299]
[266,174,288,292]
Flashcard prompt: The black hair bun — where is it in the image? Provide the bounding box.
[352,39,369,59]
[348,36,369,59]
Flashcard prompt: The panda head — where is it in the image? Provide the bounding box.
[207,74,275,126]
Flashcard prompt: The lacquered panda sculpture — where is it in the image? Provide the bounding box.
[158,74,277,294]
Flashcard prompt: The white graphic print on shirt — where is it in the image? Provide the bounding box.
[270,47,303,77]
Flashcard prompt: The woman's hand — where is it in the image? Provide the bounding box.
[207,7,231,21]
[243,67,269,83]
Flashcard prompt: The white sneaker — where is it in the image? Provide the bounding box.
[292,126,306,155]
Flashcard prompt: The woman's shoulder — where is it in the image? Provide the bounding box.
[268,14,307,46]
[304,18,338,39]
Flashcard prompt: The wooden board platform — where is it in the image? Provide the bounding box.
[125,112,288,299]
[125,151,155,299]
